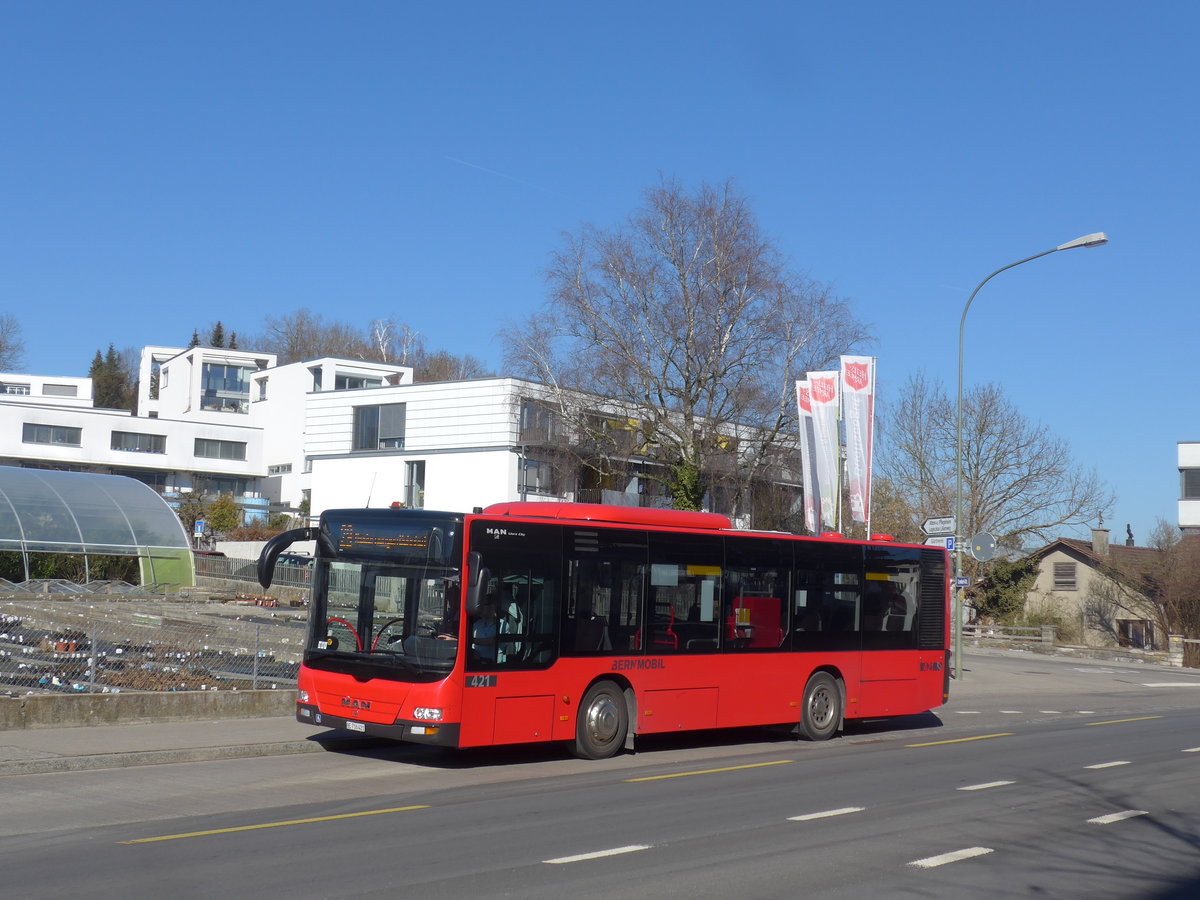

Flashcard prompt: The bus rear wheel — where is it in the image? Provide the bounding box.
[798,671,841,741]
[573,681,628,759]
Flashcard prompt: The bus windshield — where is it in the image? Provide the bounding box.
[307,556,462,680]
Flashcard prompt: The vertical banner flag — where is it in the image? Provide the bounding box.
[840,355,875,526]
[795,380,821,534]
[807,371,841,532]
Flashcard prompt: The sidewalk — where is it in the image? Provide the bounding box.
[0,714,368,777]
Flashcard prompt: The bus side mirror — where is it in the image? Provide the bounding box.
[466,551,490,615]
[257,527,319,588]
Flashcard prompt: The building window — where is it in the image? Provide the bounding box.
[42,383,78,397]
[193,475,251,496]
[267,463,293,476]
[404,461,426,509]
[519,399,560,443]
[521,458,557,495]
[336,374,382,391]
[256,378,268,401]
[22,423,82,446]
[1183,469,1200,500]
[1053,561,1077,591]
[111,431,166,454]
[353,403,405,450]
[194,438,247,460]
[200,363,253,413]
[2,382,31,395]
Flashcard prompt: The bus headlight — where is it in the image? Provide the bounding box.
[413,707,444,721]
[297,690,310,703]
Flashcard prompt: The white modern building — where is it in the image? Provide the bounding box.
[2,345,677,529]
[1181,441,1200,536]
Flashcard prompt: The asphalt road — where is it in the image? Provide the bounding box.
[4,650,1199,899]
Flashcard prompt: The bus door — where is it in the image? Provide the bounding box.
[460,520,562,746]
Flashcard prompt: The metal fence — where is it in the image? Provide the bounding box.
[0,585,308,698]
[962,624,1057,645]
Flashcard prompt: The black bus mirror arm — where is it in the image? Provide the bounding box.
[257,527,321,588]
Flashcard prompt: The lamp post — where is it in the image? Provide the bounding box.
[953,232,1108,679]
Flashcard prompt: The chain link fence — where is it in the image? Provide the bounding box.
[1,576,309,698]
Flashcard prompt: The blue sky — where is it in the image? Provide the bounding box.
[2,2,1195,543]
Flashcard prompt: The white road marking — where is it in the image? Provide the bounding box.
[954,710,982,715]
[544,845,651,864]
[1039,710,1062,714]
[1184,747,1200,753]
[1076,710,1094,714]
[787,807,865,822]
[1142,683,1200,688]
[999,710,1023,714]
[908,847,993,868]
[958,781,1015,791]
[1088,810,1148,825]
[1085,761,1130,770]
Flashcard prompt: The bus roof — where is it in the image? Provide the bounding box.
[481,502,733,531]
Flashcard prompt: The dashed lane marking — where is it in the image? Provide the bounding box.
[1086,716,1163,727]
[908,847,993,868]
[120,805,430,844]
[907,733,1013,748]
[787,807,866,822]
[625,760,792,782]
[1088,810,1149,825]
[958,781,1015,791]
[1142,683,1200,688]
[544,845,651,864]
[1085,761,1131,770]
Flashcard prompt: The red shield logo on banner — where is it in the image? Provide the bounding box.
[812,377,836,404]
[844,361,868,392]
[797,386,811,413]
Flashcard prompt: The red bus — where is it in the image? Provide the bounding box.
[258,502,950,759]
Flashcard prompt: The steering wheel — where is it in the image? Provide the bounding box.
[371,617,406,651]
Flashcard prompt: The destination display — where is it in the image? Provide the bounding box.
[320,510,461,564]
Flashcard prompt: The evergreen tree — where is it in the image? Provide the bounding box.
[228,330,238,349]
[89,344,133,410]
[209,321,225,348]
[189,329,200,348]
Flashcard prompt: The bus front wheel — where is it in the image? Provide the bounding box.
[798,671,841,741]
[573,681,628,759]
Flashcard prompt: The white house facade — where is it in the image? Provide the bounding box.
[1180,441,1200,536]
[1,346,589,530]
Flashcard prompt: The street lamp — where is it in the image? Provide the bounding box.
[953,232,1108,679]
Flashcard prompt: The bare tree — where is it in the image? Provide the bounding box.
[503,178,869,518]
[255,309,375,363]
[879,373,1114,549]
[0,314,24,371]
[1146,522,1200,664]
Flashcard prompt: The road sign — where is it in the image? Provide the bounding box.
[921,515,955,536]
[194,519,206,536]
[970,532,998,562]
[923,536,952,548]
[955,576,970,587]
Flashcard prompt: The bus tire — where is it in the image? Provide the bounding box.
[798,671,841,741]
[573,681,628,760]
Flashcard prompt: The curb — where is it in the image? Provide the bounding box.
[0,740,327,777]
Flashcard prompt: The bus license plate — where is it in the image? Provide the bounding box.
[345,721,365,732]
